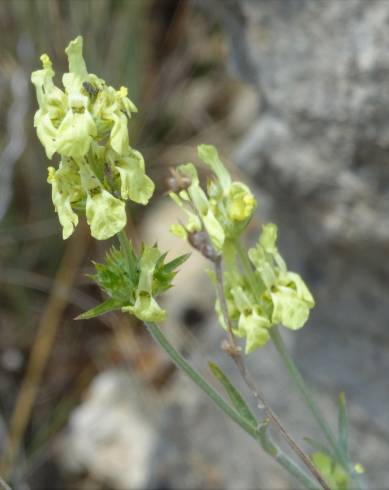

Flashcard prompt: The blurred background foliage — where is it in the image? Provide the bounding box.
[0,0,256,488]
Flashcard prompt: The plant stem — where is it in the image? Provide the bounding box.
[257,427,319,490]
[145,321,319,490]
[145,321,259,439]
[116,229,319,489]
[235,238,338,451]
[213,258,330,490]
[116,229,256,439]
[270,326,343,462]
[235,239,365,489]
[270,326,365,490]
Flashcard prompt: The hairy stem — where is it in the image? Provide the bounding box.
[146,321,319,490]
[270,326,365,490]
[257,427,319,490]
[145,321,259,438]
[214,258,330,490]
[270,326,343,461]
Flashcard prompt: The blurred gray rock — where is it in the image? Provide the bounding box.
[58,369,157,490]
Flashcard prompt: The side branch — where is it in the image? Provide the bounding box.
[213,257,330,490]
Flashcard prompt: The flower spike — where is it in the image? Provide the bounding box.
[31,36,154,240]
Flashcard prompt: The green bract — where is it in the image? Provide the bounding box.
[77,243,189,323]
[199,145,256,236]
[31,36,154,240]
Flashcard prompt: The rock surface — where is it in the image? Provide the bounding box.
[58,370,157,490]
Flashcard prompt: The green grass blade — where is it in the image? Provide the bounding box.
[338,392,349,458]
[208,361,258,429]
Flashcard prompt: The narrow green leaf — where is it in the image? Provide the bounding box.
[208,361,258,429]
[163,253,191,273]
[75,298,120,320]
[338,392,349,457]
[153,253,191,294]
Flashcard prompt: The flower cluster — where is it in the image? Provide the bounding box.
[77,243,189,323]
[31,36,154,240]
[218,224,315,353]
[170,145,314,353]
[169,145,256,251]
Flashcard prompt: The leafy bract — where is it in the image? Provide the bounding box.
[78,243,189,323]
